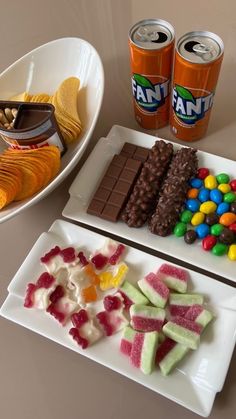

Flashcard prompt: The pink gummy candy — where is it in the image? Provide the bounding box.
[60,247,76,263]
[120,339,132,356]
[24,283,37,308]
[158,264,189,282]
[172,316,202,334]
[40,246,61,263]
[109,244,125,265]
[46,304,65,324]
[130,333,144,368]
[96,312,113,336]
[49,285,65,304]
[145,273,169,299]
[185,305,203,321]
[69,328,89,349]
[71,309,89,329]
[78,251,89,266]
[118,290,134,310]
[170,305,190,317]
[36,272,55,289]
[104,295,122,312]
[156,338,176,364]
[91,253,108,269]
[131,316,164,332]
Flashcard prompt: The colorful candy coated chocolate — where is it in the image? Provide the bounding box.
[209,189,222,204]
[202,235,217,251]
[228,244,236,261]
[198,188,210,203]
[187,188,199,199]
[230,179,236,192]
[219,212,236,226]
[200,201,217,215]
[195,223,210,239]
[231,202,236,214]
[205,213,219,225]
[191,212,205,226]
[216,173,230,184]
[180,210,193,223]
[186,199,200,212]
[223,192,236,204]
[219,228,235,245]
[204,175,217,190]
[174,222,187,237]
[218,183,231,194]
[184,230,197,244]
[212,243,228,256]
[197,168,209,180]
[210,223,224,236]
[229,223,236,233]
[190,178,203,189]
[216,202,230,216]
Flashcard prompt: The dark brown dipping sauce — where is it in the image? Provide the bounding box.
[14,109,50,129]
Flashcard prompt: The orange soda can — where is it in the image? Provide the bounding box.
[170,31,224,141]
[129,19,175,130]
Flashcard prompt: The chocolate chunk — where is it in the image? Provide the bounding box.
[184,230,197,244]
[122,140,174,228]
[149,147,198,236]
[219,228,235,245]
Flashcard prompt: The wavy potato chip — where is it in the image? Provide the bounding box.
[10,92,32,102]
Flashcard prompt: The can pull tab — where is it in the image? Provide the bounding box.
[193,43,213,54]
[137,27,167,43]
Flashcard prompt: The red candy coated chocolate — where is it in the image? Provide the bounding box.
[230,179,236,191]
[202,235,217,251]
[229,223,236,233]
[197,168,209,180]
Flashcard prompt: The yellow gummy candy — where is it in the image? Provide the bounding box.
[112,263,128,288]
[99,271,113,291]
[99,263,128,291]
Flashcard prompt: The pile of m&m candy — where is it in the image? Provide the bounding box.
[173,168,236,261]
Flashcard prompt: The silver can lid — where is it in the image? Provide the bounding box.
[177,31,224,64]
[129,19,174,50]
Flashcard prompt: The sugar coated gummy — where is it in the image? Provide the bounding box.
[157,263,189,293]
[195,223,210,239]
[130,331,159,375]
[163,317,202,350]
[130,304,165,332]
[138,273,169,308]
[204,175,217,190]
[185,305,213,328]
[119,280,148,309]
[169,293,204,317]
[120,326,136,356]
[156,338,189,376]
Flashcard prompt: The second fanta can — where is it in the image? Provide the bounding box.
[170,31,224,141]
[129,19,175,130]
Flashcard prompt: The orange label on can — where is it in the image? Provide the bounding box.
[132,73,170,114]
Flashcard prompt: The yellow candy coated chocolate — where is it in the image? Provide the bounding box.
[204,175,218,190]
[218,183,231,194]
[191,211,205,226]
[228,244,236,261]
[200,201,217,214]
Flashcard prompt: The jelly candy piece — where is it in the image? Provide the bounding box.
[195,223,210,239]
[197,168,209,180]
[36,272,55,289]
[184,230,197,244]
[180,210,193,224]
[41,246,61,263]
[120,326,136,356]
[78,251,89,266]
[216,173,230,184]
[157,263,189,293]
[174,222,187,237]
[99,271,113,291]
[212,243,228,256]
[218,183,231,194]
[69,328,89,349]
[204,175,217,190]
[91,253,108,269]
[24,283,37,308]
[230,179,236,192]
[202,235,217,251]
[190,178,203,189]
[60,247,76,263]
[185,304,213,328]
[104,295,122,311]
[199,201,217,215]
[228,244,236,261]
[49,285,65,303]
[71,309,89,328]
[191,212,205,226]
[187,188,198,199]
[223,192,236,204]
[46,304,65,324]
[219,212,236,226]
[163,317,202,350]
[81,284,97,303]
[84,264,100,285]
[96,311,113,336]
[169,293,204,317]
[112,263,128,288]
[138,273,169,308]
[130,304,165,332]
[130,331,158,374]
[109,244,125,265]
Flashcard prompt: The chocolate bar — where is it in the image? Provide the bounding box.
[120,142,149,162]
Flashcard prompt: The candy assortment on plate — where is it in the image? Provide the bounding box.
[24,240,214,377]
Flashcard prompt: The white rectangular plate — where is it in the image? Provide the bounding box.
[1,219,236,417]
[62,125,236,283]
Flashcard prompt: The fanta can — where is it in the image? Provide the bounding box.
[129,19,175,130]
[170,31,224,141]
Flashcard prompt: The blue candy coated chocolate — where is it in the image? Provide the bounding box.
[190,178,203,189]
[198,188,210,203]
[210,189,223,204]
[186,199,200,212]
[195,223,210,239]
[216,202,230,215]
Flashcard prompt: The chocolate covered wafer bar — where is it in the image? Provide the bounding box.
[121,140,174,228]
[149,147,198,236]
[87,154,142,221]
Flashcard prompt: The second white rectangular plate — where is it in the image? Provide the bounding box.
[62,125,236,284]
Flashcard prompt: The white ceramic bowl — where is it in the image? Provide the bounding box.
[0,37,104,223]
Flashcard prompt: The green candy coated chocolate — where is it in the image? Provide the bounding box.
[223,192,236,204]
[180,210,193,223]
[212,243,228,256]
[174,222,187,237]
[216,173,230,184]
[210,223,224,236]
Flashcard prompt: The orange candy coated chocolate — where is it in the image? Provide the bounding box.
[219,212,236,226]
[187,188,199,199]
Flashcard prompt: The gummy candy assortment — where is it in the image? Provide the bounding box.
[24,246,214,376]
[174,168,236,261]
